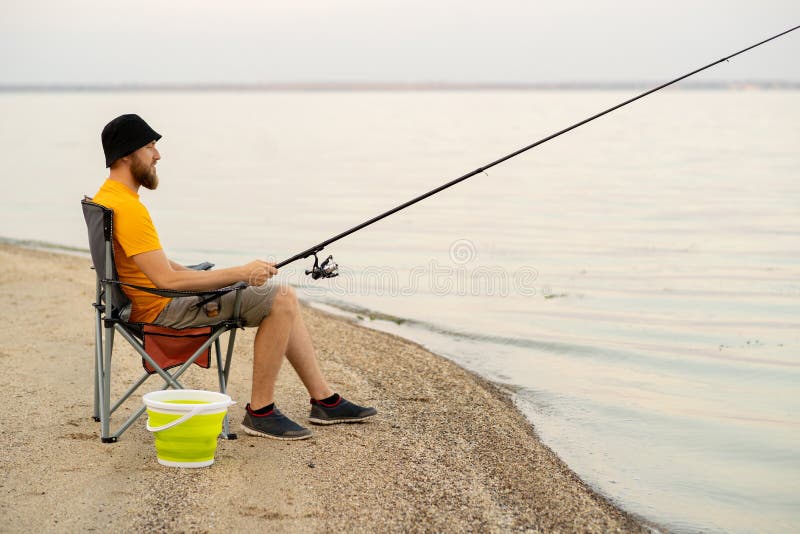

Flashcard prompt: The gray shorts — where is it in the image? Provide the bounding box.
[154,284,281,329]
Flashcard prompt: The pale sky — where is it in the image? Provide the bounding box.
[1,0,798,85]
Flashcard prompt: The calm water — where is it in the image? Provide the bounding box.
[1,90,798,532]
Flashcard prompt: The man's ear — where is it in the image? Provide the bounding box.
[110,156,129,170]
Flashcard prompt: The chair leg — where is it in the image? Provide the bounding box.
[216,336,237,440]
[215,338,226,395]
[223,327,237,385]
[100,325,117,443]
[93,310,103,422]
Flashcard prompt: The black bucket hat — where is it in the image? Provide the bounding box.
[101,114,161,168]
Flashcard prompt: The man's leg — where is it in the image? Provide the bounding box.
[277,288,376,425]
[242,287,316,440]
[250,286,333,407]
[249,288,294,409]
[284,290,334,401]
[245,285,376,437]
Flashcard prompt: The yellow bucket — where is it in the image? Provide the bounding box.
[143,390,235,468]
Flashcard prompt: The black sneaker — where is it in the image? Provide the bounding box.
[241,404,312,440]
[308,396,377,425]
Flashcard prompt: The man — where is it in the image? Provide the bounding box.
[93,113,376,440]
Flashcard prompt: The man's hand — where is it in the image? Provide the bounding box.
[241,260,278,286]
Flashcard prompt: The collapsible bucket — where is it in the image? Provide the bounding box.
[143,390,235,468]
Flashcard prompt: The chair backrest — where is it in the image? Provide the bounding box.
[81,197,132,321]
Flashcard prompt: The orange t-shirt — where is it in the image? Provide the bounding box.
[92,179,170,323]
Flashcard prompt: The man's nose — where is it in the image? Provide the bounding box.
[153,148,161,161]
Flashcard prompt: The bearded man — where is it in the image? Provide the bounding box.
[92,114,376,440]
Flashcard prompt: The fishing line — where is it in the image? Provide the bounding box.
[277,24,799,280]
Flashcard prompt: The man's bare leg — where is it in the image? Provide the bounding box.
[285,295,334,401]
[279,288,376,424]
[246,286,374,433]
[249,289,295,409]
[250,286,332,407]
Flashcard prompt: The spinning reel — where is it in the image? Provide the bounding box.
[305,252,339,280]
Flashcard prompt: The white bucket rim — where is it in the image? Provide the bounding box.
[143,389,234,415]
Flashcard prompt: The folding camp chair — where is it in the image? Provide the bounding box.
[82,197,246,443]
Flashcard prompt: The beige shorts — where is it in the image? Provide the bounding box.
[154,284,281,329]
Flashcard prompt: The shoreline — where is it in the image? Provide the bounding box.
[0,242,648,531]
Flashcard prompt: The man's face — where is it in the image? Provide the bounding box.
[129,141,160,190]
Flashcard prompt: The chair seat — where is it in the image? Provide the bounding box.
[142,324,213,374]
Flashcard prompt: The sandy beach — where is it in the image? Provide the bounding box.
[0,242,646,532]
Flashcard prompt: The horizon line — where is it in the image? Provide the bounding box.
[1,80,799,92]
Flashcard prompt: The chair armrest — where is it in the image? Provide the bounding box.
[105,280,247,300]
[186,261,214,271]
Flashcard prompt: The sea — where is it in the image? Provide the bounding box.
[1,89,797,532]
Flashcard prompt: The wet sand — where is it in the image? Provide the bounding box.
[0,243,646,532]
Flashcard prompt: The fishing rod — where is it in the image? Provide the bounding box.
[278,24,799,280]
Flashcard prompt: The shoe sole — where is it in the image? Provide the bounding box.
[308,413,377,425]
[240,424,312,441]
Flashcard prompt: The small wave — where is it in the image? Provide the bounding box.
[310,295,800,371]
[312,295,647,359]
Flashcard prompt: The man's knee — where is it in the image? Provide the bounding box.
[271,285,298,318]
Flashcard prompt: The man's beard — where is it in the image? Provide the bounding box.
[131,155,159,190]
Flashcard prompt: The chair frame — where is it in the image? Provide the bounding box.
[83,198,246,443]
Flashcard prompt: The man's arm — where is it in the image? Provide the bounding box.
[169,259,190,272]
[132,248,276,291]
